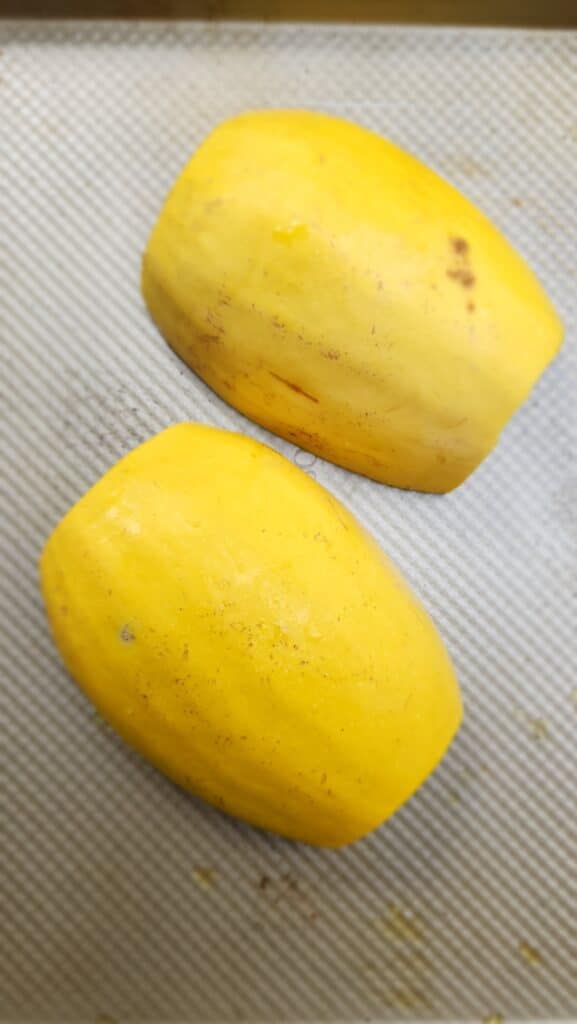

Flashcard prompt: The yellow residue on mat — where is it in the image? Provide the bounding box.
[192,866,217,889]
[376,904,424,943]
[518,941,542,966]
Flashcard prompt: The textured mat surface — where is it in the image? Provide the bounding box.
[1,22,576,1024]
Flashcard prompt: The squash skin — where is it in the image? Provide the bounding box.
[142,110,562,493]
[40,424,462,846]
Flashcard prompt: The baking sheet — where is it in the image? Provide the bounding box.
[1,21,576,1024]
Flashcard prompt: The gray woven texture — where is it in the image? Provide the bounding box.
[1,22,576,1024]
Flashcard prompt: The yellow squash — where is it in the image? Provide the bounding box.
[41,424,461,846]
[143,110,562,493]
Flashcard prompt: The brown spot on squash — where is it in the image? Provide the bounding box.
[269,372,319,403]
[206,310,224,334]
[447,236,476,288]
[447,268,475,288]
[285,427,327,456]
[451,236,469,255]
[324,349,340,360]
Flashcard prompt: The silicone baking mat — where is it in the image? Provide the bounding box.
[1,21,576,1024]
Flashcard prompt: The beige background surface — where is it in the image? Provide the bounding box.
[1,21,576,1024]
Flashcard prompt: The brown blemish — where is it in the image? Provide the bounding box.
[451,236,469,255]
[447,268,475,288]
[119,625,135,643]
[467,300,476,313]
[269,371,319,403]
[323,349,340,360]
[257,873,313,918]
[198,333,222,345]
[447,236,476,289]
[206,310,225,334]
[377,279,384,291]
[285,427,325,455]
